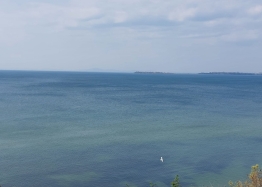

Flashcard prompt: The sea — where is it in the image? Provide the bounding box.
[0,71,262,187]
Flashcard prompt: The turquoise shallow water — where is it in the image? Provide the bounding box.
[0,71,262,187]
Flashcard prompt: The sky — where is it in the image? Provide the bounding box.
[0,0,262,73]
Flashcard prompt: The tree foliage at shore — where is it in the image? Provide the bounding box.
[1,164,262,187]
[229,164,262,187]
[150,164,262,187]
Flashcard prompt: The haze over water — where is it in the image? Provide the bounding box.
[0,71,262,187]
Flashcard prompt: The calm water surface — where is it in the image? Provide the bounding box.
[0,71,262,187]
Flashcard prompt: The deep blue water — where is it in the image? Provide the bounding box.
[0,71,262,187]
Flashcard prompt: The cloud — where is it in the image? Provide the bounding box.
[1,0,262,45]
[18,0,236,29]
[168,7,197,22]
[220,30,259,43]
[247,5,262,15]
[25,2,101,30]
[0,9,26,45]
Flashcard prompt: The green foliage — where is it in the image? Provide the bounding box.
[171,175,180,187]
[3,164,262,187]
[149,182,157,187]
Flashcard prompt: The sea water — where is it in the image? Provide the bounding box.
[0,71,262,187]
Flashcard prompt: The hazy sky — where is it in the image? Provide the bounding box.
[1,0,262,73]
